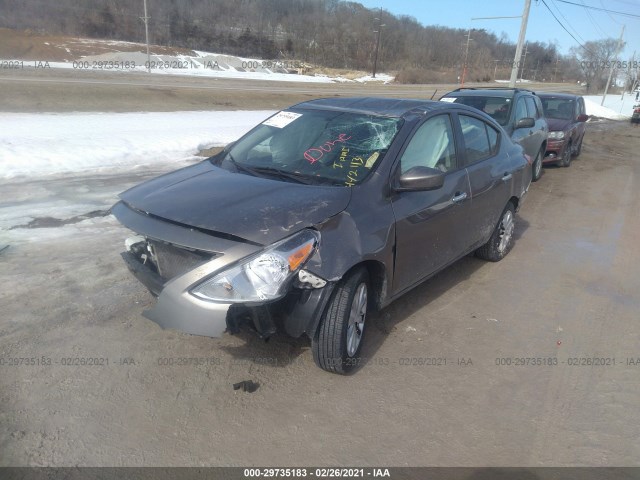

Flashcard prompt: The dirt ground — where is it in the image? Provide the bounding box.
[1,105,639,466]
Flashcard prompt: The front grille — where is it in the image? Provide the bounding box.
[148,240,215,280]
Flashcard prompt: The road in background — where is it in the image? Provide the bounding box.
[0,67,585,112]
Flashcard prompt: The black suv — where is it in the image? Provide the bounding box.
[440,88,548,182]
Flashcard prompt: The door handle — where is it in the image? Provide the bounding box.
[502,173,513,182]
[452,192,468,203]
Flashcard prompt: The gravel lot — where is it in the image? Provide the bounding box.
[0,76,638,466]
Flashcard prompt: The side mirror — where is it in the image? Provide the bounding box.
[576,114,589,122]
[515,117,535,129]
[396,166,445,192]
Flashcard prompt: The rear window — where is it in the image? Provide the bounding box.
[445,96,512,126]
[540,97,576,120]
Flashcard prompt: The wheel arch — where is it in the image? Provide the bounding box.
[508,195,520,212]
[339,260,388,311]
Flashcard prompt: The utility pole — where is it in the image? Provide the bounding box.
[372,8,385,78]
[509,0,531,88]
[461,28,472,87]
[142,0,151,73]
[519,43,528,82]
[601,24,625,106]
[553,56,559,82]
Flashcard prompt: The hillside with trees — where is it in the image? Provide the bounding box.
[0,0,625,86]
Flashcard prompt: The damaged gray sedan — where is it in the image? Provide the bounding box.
[113,97,531,374]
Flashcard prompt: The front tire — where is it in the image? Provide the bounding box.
[476,202,516,262]
[312,268,369,374]
[531,147,543,182]
[559,142,572,168]
[574,137,583,157]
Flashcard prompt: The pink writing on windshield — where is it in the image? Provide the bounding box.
[304,133,352,164]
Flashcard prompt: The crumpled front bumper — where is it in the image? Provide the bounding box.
[113,201,261,337]
[121,245,240,338]
[113,201,334,339]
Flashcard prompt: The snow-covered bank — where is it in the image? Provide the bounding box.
[584,94,636,120]
[0,110,275,178]
[0,50,396,84]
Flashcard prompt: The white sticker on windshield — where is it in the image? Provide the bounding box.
[262,111,302,128]
[440,97,456,103]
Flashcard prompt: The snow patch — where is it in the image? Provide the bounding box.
[584,95,634,120]
[354,73,395,84]
[0,110,275,179]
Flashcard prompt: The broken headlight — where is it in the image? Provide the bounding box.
[191,229,319,303]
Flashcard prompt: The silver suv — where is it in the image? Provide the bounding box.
[441,88,548,182]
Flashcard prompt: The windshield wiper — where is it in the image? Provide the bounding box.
[247,166,315,185]
[224,153,259,176]
[223,154,317,185]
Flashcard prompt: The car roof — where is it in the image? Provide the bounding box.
[441,88,535,98]
[291,97,453,118]
[537,92,580,100]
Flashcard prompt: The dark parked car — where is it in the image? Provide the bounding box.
[632,104,640,124]
[538,93,588,167]
[113,97,531,374]
[440,88,548,182]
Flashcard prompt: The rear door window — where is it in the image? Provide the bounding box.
[459,115,498,165]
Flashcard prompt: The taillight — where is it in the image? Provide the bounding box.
[524,154,532,165]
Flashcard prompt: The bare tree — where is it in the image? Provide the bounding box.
[0,0,584,82]
[571,38,622,94]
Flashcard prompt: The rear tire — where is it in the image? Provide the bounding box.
[531,147,543,182]
[312,268,369,374]
[476,202,516,262]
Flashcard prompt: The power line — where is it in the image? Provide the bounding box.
[581,0,609,36]
[554,0,640,19]
[549,0,588,43]
[610,0,640,7]
[540,0,597,55]
[599,0,623,25]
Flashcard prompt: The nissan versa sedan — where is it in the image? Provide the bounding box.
[112,98,532,374]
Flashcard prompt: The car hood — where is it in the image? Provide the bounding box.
[546,118,571,132]
[119,161,351,246]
